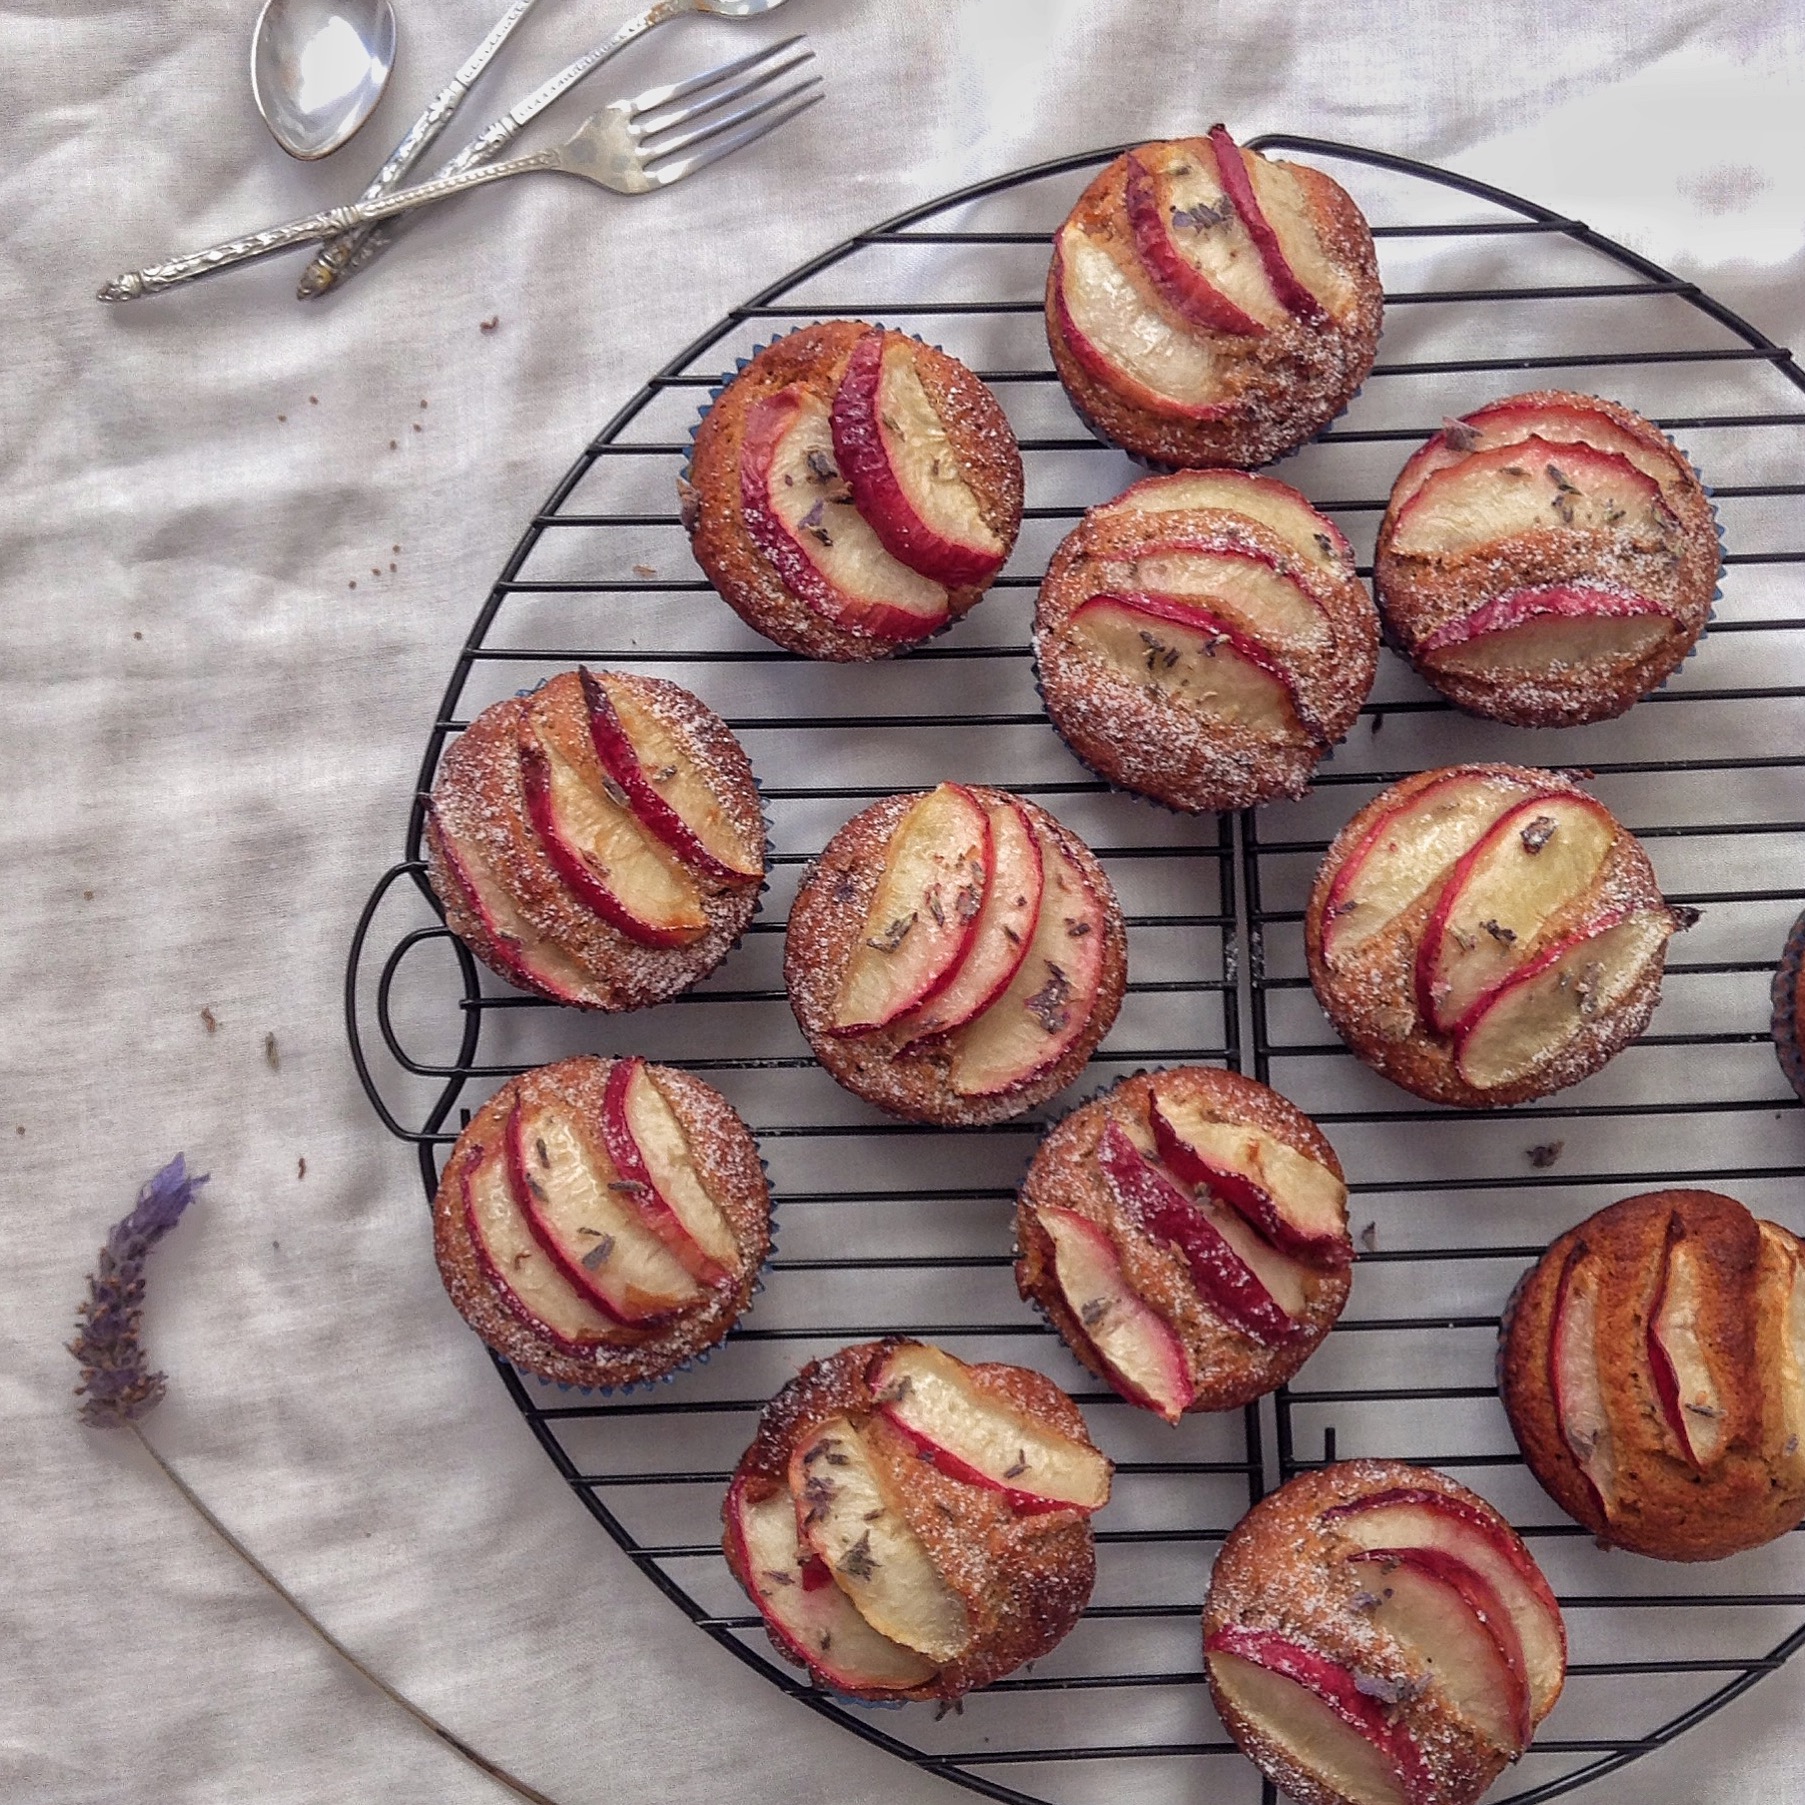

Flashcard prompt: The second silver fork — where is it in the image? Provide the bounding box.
[298,0,794,300]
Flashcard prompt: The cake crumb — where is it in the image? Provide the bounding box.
[1527,1140,1565,1169]
[480,316,499,333]
[297,1157,307,1180]
[201,1007,218,1034]
[265,1032,280,1071]
[1359,1220,1378,1252]
[633,564,658,579]
[82,890,95,902]
[132,631,142,640]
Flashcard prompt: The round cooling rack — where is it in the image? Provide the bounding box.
[347,137,1805,1805]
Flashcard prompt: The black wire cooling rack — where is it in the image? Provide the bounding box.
[346,137,1805,1804]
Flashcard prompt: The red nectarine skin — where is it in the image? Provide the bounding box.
[1122,151,1267,337]
[830,330,1007,589]
[1207,125,1328,325]
[1097,1121,1303,1347]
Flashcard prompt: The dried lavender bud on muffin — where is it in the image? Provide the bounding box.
[424,669,765,1011]
[1306,763,1688,1107]
[1204,1460,1567,1805]
[1045,126,1381,469]
[1772,905,1805,1104]
[723,1337,1108,1701]
[432,1056,771,1390]
[1016,1067,1353,1418]
[1374,391,1719,727]
[1499,1189,1805,1561]
[684,321,1023,660]
[785,784,1127,1126]
[1035,470,1377,812]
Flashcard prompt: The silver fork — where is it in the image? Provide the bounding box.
[297,0,794,302]
[97,41,821,302]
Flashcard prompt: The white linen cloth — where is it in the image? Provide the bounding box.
[7,2,1805,1800]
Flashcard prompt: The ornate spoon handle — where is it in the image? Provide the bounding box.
[312,0,697,296]
[295,0,543,300]
[99,150,562,301]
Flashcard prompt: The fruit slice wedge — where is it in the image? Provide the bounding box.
[1208,126,1330,325]
[1126,540,1334,655]
[1453,908,1673,1092]
[726,1476,939,1693]
[598,1057,738,1287]
[897,797,1043,1045]
[830,329,1007,588]
[1551,1242,1617,1519]
[1068,592,1309,737]
[1418,585,1679,679]
[519,716,709,949]
[426,813,594,1004]
[462,1139,615,1349]
[868,1341,1112,1513]
[1103,469,1356,574]
[1418,793,1616,1035]
[1052,222,1226,417]
[507,1101,700,1325]
[1322,1488,1566,1722]
[1388,437,1677,558]
[1346,1547,1531,1752]
[789,1417,972,1663]
[946,818,1111,1098]
[1319,771,1526,965]
[739,385,951,641]
[1035,1203,1195,1422]
[1647,1217,1727,1468]
[1122,145,1273,335]
[1206,1627,1432,1805]
[580,669,763,883]
[831,782,991,1035]
[1149,1088,1350,1266]
[1097,1121,1306,1346]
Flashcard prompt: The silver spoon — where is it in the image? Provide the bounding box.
[252,0,398,161]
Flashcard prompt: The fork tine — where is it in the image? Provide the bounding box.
[633,41,816,140]
[642,87,824,189]
[640,72,822,164]
[625,33,806,119]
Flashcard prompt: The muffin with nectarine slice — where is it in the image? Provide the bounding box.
[1016,1067,1353,1419]
[785,784,1127,1125]
[1374,391,1719,726]
[1500,1189,1805,1561]
[1204,1460,1567,1805]
[724,1338,1109,1701]
[1306,763,1691,1107]
[1035,470,1378,812]
[684,322,1023,660]
[1045,126,1381,469]
[432,1055,771,1389]
[424,669,765,1012]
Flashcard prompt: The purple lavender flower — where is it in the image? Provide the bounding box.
[69,1154,207,1427]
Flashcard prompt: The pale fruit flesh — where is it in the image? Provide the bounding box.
[463,1142,614,1346]
[616,1060,739,1272]
[898,798,1043,1044]
[1320,774,1526,964]
[1649,1232,1727,1466]
[1420,795,1616,1035]
[1323,1491,1566,1721]
[512,1104,700,1321]
[946,822,1109,1098]
[1420,587,1678,678]
[1127,545,1333,654]
[1037,1203,1194,1422]
[1245,152,1351,317]
[1104,471,1354,573]
[730,1482,939,1691]
[1454,910,1672,1091]
[832,783,990,1034]
[1068,594,1304,736]
[870,1342,1111,1511]
[1207,1639,1415,1805]
[1127,141,1282,328]
[1055,223,1222,411]
[1389,439,1675,558]
[1553,1248,1616,1515]
[789,1418,971,1663]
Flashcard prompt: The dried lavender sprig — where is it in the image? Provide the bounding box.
[70,1153,207,1426]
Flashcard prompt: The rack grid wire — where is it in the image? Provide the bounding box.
[346,137,1805,1805]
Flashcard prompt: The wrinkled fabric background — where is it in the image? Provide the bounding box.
[6,2,1805,1800]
